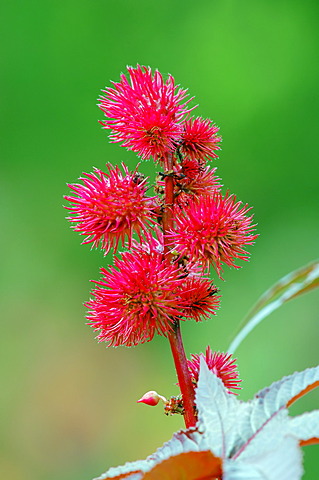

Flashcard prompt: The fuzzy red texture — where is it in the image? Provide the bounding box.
[179,276,220,322]
[175,163,222,206]
[86,250,186,346]
[64,163,156,254]
[180,157,203,179]
[131,228,164,255]
[180,116,222,163]
[98,65,193,160]
[156,162,222,207]
[188,346,242,394]
[168,192,257,277]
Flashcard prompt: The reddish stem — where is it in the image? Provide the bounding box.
[168,323,197,428]
[162,156,174,257]
[162,153,197,428]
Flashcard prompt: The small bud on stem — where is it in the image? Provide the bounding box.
[137,390,167,406]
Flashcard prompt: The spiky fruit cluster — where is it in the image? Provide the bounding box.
[65,65,257,349]
[187,346,242,394]
[65,163,157,253]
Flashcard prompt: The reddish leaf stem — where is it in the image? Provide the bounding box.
[300,437,319,447]
[287,381,319,407]
[163,153,197,428]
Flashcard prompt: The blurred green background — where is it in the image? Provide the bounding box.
[1,0,318,479]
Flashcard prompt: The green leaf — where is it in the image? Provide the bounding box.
[223,425,303,480]
[143,451,222,480]
[289,411,319,446]
[228,260,319,353]
[235,366,319,449]
[196,361,317,480]
[196,357,248,458]
[95,362,319,480]
[94,428,220,480]
[93,462,144,480]
[255,365,319,408]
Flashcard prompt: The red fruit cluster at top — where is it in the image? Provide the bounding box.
[98,65,221,162]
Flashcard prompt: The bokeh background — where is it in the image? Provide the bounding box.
[1,0,318,479]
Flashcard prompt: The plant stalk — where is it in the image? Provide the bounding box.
[168,323,197,427]
[163,153,197,428]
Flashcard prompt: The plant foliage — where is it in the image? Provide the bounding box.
[95,360,319,480]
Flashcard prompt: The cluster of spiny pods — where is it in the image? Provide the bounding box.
[64,65,257,419]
